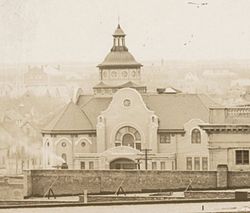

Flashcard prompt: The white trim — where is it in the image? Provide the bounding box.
[121,132,135,141]
[101,88,155,115]
[101,146,142,160]
[109,157,136,164]
[75,137,92,146]
[55,137,72,146]
[54,136,92,147]
[110,122,145,146]
[190,127,202,144]
[115,126,141,141]
[186,118,204,124]
[184,118,205,135]
[43,136,52,144]
[190,127,202,136]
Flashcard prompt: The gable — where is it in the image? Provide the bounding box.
[74,92,218,130]
[42,102,94,133]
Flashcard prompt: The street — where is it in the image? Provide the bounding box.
[1,201,250,213]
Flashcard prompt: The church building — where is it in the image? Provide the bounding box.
[41,25,220,171]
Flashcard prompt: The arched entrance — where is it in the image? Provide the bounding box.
[110,158,136,170]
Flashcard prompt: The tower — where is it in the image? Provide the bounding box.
[94,25,146,96]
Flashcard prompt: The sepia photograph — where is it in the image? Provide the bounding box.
[1,0,250,212]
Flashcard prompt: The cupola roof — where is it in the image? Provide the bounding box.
[98,24,142,69]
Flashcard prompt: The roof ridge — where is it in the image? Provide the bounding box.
[69,102,95,130]
[49,102,73,131]
[80,96,94,108]
[79,97,96,129]
[197,94,220,109]
[81,108,94,129]
[195,94,209,110]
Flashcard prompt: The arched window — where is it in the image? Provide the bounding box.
[191,129,201,144]
[115,126,141,150]
[115,126,141,141]
[122,134,134,148]
[62,153,67,163]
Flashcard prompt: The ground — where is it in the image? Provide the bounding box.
[1,201,250,213]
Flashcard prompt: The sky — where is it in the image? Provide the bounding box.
[0,0,250,64]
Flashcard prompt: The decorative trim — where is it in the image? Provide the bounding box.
[200,124,250,134]
[158,129,185,134]
[110,122,145,146]
[97,64,142,69]
[41,130,96,134]
[55,137,72,146]
[75,137,92,145]
[102,87,155,115]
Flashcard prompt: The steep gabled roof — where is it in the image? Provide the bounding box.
[75,93,220,130]
[44,91,220,133]
[143,94,220,129]
[42,101,94,133]
[79,97,112,127]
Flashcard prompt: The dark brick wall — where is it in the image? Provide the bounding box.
[82,195,179,202]
[25,170,217,197]
[0,177,24,200]
[22,169,250,197]
[184,191,235,199]
[228,172,250,188]
[29,170,101,196]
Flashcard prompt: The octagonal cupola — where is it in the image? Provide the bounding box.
[94,24,146,96]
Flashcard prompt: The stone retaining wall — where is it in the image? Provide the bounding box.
[184,191,235,199]
[23,165,250,197]
[24,169,217,197]
[0,176,24,200]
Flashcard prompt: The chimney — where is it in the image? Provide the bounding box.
[157,88,165,94]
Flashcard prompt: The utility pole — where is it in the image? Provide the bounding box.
[141,148,152,170]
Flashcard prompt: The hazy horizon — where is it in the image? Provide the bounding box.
[0,0,250,65]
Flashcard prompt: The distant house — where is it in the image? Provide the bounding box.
[3,109,25,127]
[23,65,72,100]
[24,66,48,87]
[20,120,40,138]
[0,83,13,97]
[0,121,42,175]
[0,124,11,174]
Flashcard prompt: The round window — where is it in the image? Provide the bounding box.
[123,99,131,107]
[111,71,117,78]
[61,142,66,147]
[122,71,128,77]
[81,142,86,147]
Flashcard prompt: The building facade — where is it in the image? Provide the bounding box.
[200,107,250,171]
[41,25,228,171]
